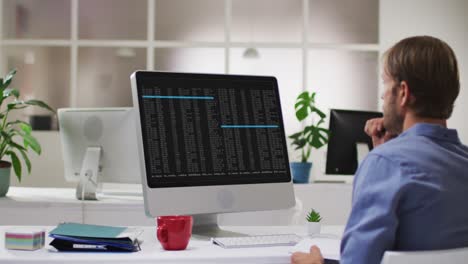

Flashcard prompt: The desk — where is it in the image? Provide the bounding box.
[0,185,352,226]
[0,225,343,264]
[0,186,153,226]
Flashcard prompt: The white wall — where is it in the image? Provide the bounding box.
[380,0,468,142]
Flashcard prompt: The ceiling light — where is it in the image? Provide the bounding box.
[242,47,260,59]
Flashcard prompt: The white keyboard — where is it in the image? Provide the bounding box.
[212,234,302,249]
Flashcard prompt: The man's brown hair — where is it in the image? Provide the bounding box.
[384,36,460,119]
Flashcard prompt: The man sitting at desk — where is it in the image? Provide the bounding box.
[292,35,468,264]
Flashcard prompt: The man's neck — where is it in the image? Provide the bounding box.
[402,112,447,132]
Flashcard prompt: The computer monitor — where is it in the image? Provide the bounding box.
[130,71,295,237]
[58,108,141,200]
[325,109,383,177]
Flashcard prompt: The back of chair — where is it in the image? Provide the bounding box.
[381,247,468,264]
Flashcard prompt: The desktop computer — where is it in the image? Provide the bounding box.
[130,71,295,237]
[322,109,383,182]
[58,108,141,200]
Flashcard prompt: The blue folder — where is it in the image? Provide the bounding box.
[49,223,141,252]
[50,223,128,238]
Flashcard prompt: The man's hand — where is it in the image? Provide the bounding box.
[364,118,396,147]
[291,245,324,264]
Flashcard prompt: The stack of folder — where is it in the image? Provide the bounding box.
[49,222,142,252]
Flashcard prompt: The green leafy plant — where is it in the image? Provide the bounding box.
[306,208,322,223]
[289,91,330,162]
[0,69,54,181]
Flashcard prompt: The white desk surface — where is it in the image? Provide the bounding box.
[0,186,154,226]
[0,186,353,226]
[0,225,344,264]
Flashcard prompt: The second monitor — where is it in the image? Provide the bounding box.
[58,108,141,200]
[325,109,383,177]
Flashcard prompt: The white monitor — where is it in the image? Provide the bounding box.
[131,71,295,237]
[58,108,141,200]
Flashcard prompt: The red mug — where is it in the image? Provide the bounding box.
[157,215,193,250]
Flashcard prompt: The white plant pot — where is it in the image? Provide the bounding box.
[306,222,321,236]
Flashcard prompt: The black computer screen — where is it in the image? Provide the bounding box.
[325,109,383,175]
[134,71,291,188]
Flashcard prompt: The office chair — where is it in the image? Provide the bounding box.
[381,247,468,264]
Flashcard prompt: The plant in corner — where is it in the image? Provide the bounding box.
[0,69,54,197]
[289,91,329,183]
[306,208,322,236]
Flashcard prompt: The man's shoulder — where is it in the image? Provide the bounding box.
[368,132,468,173]
[369,136,413,160]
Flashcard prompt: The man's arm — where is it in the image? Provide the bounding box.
[340,154,401,264]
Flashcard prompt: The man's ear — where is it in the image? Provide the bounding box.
[398,81,413,107]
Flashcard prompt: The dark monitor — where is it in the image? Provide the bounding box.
[325,109,383,175]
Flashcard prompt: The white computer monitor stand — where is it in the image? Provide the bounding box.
[192,214,247,240]
[76,146,102,201]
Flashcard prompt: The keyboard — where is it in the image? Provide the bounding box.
[211,234,302,249]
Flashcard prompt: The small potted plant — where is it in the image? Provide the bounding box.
[306,208,322,236]
[0,69,54,197]
[289,91,329,183]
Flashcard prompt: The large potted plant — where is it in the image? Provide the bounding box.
[0,69,54,197]
[289,91,329,183]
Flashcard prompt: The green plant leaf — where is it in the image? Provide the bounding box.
[0,69,16,90]
[0,130,14,148]
[294,92,313,121]
[20,123,32,134]
[0,130,12,143]
[23,134,41,155]
[7,150,21,182]
[7,101,28,111]
[17,148,31,174]
[24,99,55,113]
[10,141,27,151]
[9,141,30,174]
[310,92,316,101]
[288,131,302,140]
[293,138,307,150]
[7,120,30,129]
[309,127,329,149]
[297,91,310,101]
[3,88,20,99]
[311,106,326,119]
[315,118,325,127]
[295,107,308,121]
[306,209,322,222]
[294,91,319,122]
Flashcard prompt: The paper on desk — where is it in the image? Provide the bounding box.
[120,227,143,241]
[290,237,340,260]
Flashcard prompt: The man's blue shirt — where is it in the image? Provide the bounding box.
[340,123,468,264]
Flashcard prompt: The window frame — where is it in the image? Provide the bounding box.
[0,0,380,108]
